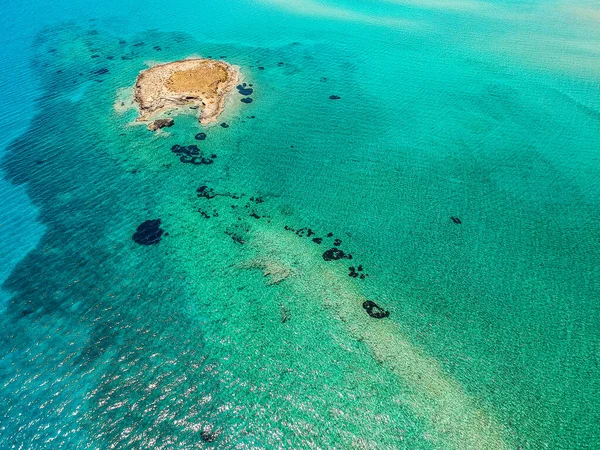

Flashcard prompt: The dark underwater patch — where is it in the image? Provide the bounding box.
[322,248,352,261]
[236,83,253,96]
[132,219,164,245]
[362,300,389,319]
[171,144,216,165]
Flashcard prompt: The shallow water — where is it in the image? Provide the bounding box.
[1,1,599,448]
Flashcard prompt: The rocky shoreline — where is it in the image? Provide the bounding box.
[133,58,239,126]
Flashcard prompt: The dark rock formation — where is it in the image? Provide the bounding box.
[329,95,341,100]
[241,97,253,104]
[220,122,229,128]
[195,132,207,140]
[147,118,174,131]
[280,304,291,323]
[348,265,368,279]
[295,227,315,237]
[132,219,164,245]
[312,237,323,244]
[200,430,217,443]
[237,84,254,95]
[362,300,389,319]
[322,248,352,261]
[171,144,216,165]
[451,216,462,224]
[197,185,217,199]
[93,68,109,75]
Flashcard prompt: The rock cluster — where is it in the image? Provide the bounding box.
[171,144,216,165]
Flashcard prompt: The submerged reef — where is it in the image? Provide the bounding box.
[132,219,164,245]
[171,144,216,165]
[236,83,253,95]
[362,300,390,319]
[322,248,352,261]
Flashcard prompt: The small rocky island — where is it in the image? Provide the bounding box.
[134,58,239,128]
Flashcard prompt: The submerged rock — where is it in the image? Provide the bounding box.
[200,429,217,443]
[236,84,254,95]
[194,132,207,140]
[451,216,462,224]
[132,219,164,245]
[171,144,216,165]
[147,118,174,131]
[322,248,351,261]
[329,95,341,100]
[362,300,389,319]
[197,185,217,199]
[241,97,253,104]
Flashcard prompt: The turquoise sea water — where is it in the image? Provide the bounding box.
[1,0,599,448]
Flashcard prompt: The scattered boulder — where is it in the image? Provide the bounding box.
[241,97,253,104]
[451,216,462,224]
[362,300,389,319]
[329,95,341,100]
[147,118,174,131]
[195,132,207,140]
[132,219,164,245]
